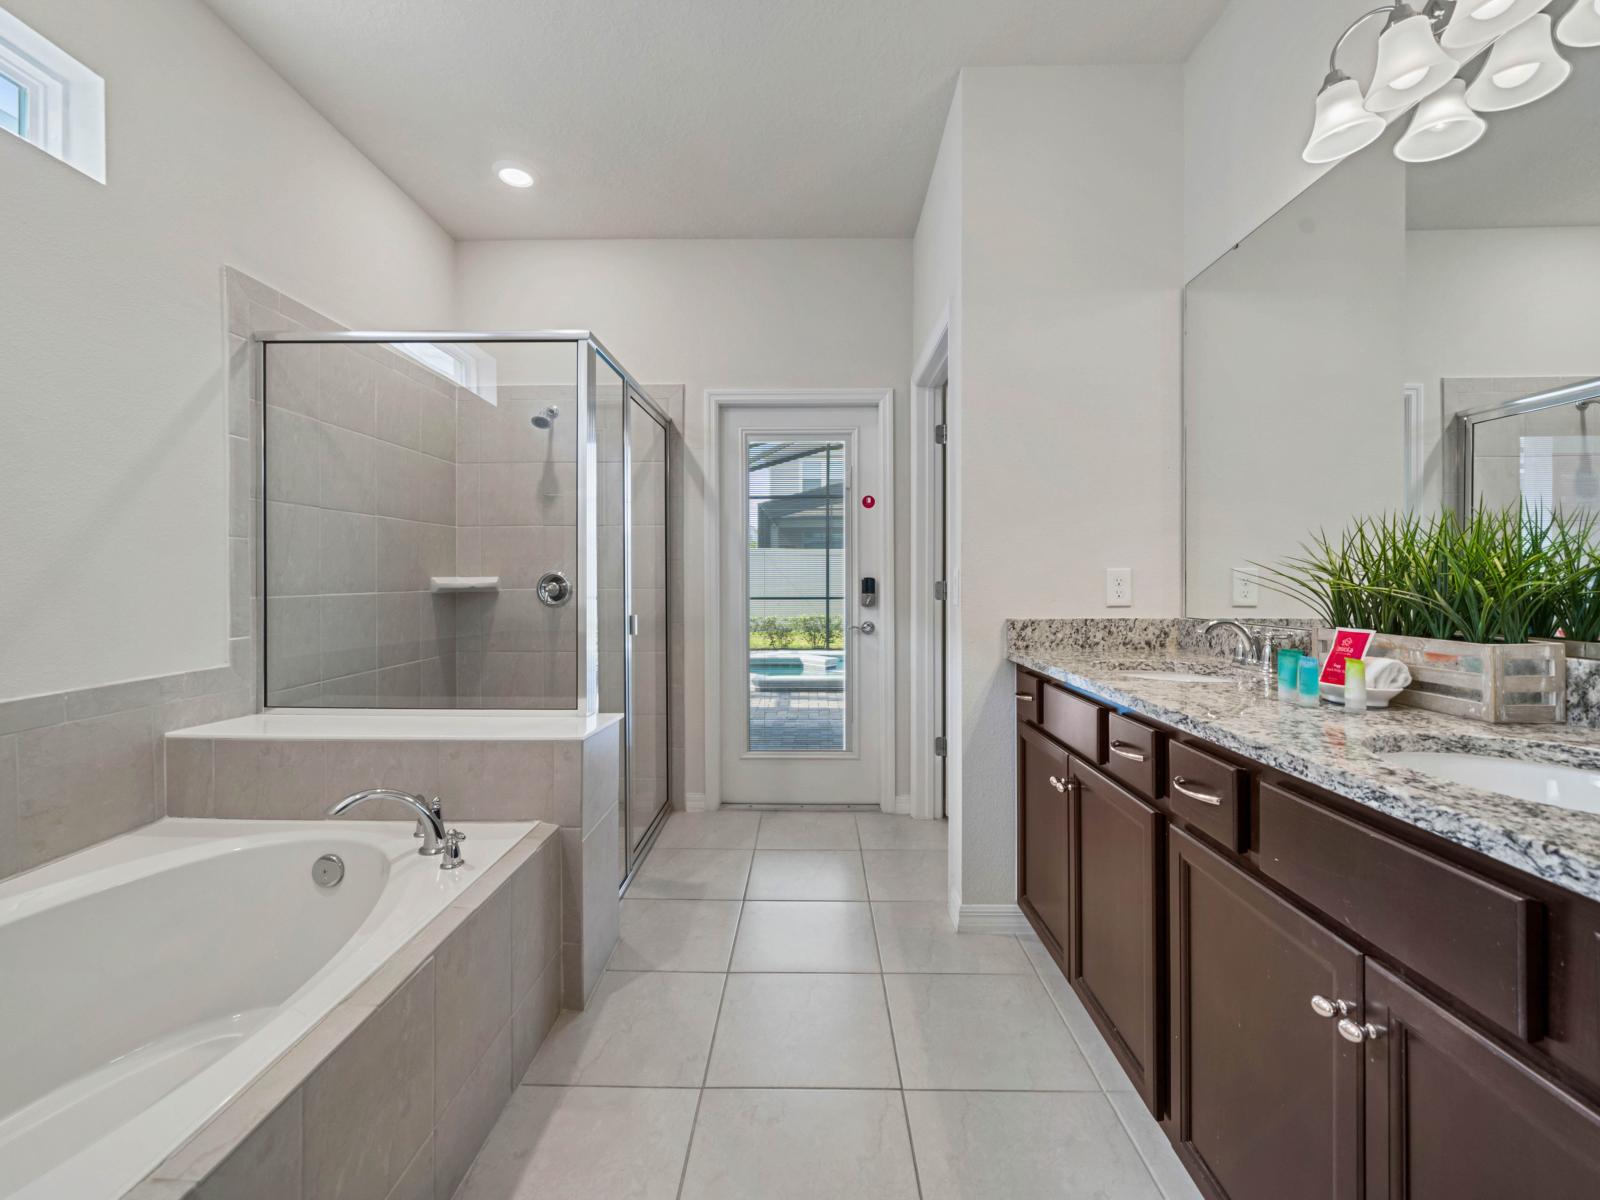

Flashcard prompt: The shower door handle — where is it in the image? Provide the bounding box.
[627,614,640,636]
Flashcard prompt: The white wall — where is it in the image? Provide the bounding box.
[1183,0,1382,282]
[1185,147,1408,615]
[940,66,1185,908]
[0,0,454,702]
[454,238,913,804]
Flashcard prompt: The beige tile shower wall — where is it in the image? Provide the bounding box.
[129,828,562,1200]
[263,339,459,709]
[455,385,580,708]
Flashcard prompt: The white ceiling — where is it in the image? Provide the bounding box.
[201,0,1227,240]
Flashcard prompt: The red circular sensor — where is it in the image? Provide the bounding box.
[862,495,876,509]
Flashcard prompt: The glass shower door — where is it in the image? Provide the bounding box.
[624,390,670,877]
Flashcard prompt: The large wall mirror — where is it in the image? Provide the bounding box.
[1183,45,1600,618]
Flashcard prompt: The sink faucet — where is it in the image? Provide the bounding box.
[1203,619,1266,665]
[328,788,464,869]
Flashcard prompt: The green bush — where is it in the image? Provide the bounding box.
[751,616,792,648]
[1254,504,1600,644]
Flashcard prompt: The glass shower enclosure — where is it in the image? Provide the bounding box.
[257,331,671,884]
[1446,377,1600,520]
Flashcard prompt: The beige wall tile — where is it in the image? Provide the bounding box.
[192,1092,303,1200]
[580,803,621,1000]
[512,838,562,1001]
[164,738,214,817]
[434,886,512,1118]
[304,960,435,1200]
[211,740,326,820]
[383,1137,433,1200]
[436,740,561,823]
[582,723,621,837]
[16,710,157,872]
[434,1023,511,1200]
[322,740,440,806]
[0,736,18,879]
[511,953,562,1084]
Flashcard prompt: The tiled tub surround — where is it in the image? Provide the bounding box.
[165,711,622,1008]
[3,818,560,1200]
[1006,620,1600,902]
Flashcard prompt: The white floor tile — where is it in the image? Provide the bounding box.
[456,1086,698,1200]
[730,901,880,973]
[609,899,742,972]
[884,973,1097,1090]
[856,812,949,849]
[1021,933,1137,1092]
[1109,1091,1205,1200]
[905,1091,1162,1200]
[627,848,752,900]
[872,902,1032,974]
[862,849,947,901]
[756,811,861,850]
[524,971,724,1087]
[653,810,761,849]
[745,849,867,901]
[681,1089,919,1200]
[706,973,899,1088]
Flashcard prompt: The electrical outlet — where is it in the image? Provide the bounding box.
[1105,567,1133,608]
[1232,567,1260,608]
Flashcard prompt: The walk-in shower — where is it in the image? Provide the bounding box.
[1446,376,1600,519]
[256,331,672,882]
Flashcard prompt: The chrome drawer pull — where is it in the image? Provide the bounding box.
[1110,740,1147,763]
[1047,775,1067,794]
[1172,776,1223,806]
[1015,692,1036,702]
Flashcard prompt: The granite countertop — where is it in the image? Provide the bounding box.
[1008,642,1600,904]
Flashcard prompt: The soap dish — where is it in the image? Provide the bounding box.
[1320,682,1405,709]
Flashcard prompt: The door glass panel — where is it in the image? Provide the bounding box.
[628,397,669,855]
[745,439,847,752]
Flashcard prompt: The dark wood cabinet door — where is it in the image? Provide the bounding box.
[1364,959,1600,1200]
[1068,759,1163,1112]
[1170,828,1363,1200]
[1018,724,1073,961]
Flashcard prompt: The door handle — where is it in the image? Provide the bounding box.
[850,621,876,635]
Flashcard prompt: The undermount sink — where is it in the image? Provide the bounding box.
[1117,670,1232,686]
[1383,751,1600,815]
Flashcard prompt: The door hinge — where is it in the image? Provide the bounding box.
[934,736,948,757]
[933,580,947,601]
[934,423,948,445]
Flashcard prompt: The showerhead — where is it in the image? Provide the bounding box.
[531,405,560,430]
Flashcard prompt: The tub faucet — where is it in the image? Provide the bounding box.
[328,789,464,868]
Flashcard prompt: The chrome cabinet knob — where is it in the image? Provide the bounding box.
[1047,775,1067,793]
[1310,995,1352,1019]
[1337,1017,1384,1044]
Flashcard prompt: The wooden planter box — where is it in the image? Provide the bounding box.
[1315,629,1565,725]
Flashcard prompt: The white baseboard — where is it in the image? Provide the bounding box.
[893,793,912,815]
[954,902,1032,935]
[685,793,711,813]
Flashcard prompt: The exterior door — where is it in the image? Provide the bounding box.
[1169,827,1364,1200]
[718,402,885,804]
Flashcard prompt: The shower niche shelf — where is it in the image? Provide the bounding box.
[428,576,501,593]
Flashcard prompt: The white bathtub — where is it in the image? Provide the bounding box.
[0,817,538,1200]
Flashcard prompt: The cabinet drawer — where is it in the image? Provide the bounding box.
[1038,682,1105,763]
[1105,712,1163,800]
[1167,741,1246,852]
[1015,671,1040,721]
[1258,782,1544,1041]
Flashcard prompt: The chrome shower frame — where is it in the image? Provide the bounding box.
[1444,376,1600,520]
[252,330,671,724]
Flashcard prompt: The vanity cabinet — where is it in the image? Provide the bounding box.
[1067,758,1163,1112]
[1015,666,1600,1200]
[1018,723,1073,961]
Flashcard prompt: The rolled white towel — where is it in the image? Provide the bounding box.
[1362,657,1412,691]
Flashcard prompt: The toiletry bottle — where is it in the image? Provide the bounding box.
[1277,649,1302,701]
[1344,658,1367,714]
[1297,655,1321,708]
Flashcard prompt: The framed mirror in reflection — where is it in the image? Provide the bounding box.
[1183,44,1600,619]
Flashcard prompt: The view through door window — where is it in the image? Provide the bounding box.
[745,439,848,752]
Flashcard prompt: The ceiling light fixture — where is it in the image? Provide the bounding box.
[1439,0,1553,49]
[1394,79,1488,160]
[1366,2,1461,111]
[1465,13,1571,108]
[1558,0,1600,47]
[495,163,535,189]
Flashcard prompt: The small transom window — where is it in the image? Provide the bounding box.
[0,6,105,182]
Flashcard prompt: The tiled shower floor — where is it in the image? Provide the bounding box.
[455,809,1200,1200]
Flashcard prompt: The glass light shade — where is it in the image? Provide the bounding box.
[1365,11,1460,112]
[1439,0,1552,49]
[1557,0,1600,47]
[1465,13,1570,110]
[1395,80,1488,162]
[1303,77,1388,163]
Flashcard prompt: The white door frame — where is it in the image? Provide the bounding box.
[703,388,896,813]
[910,316,953,823]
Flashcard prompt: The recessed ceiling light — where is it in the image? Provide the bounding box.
[495,163,535,189]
